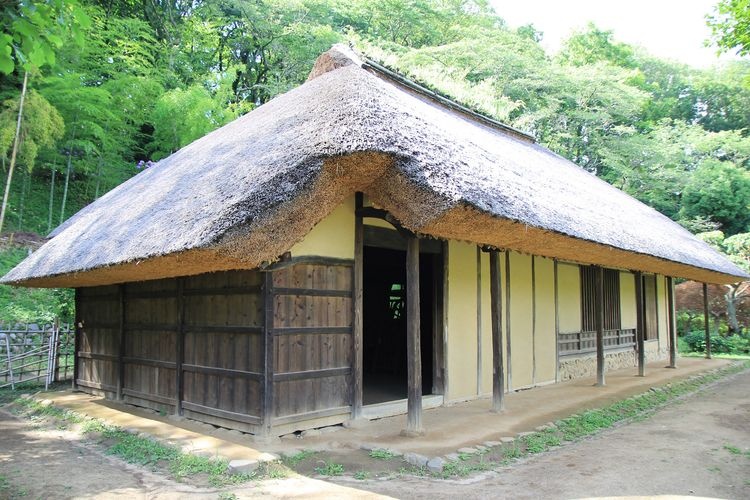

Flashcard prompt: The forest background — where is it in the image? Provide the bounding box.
[1,0,749,350]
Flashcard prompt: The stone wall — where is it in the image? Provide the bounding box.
[558,344,667,381]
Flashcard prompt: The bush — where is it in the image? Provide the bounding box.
[681,330,750,355]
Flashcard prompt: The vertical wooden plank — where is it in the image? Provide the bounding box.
[504,251,512,391]
[73,288,81,390]
[489,250,504,412]
[635,271,645,377]
[262,271,275,435]
[175,278,185,415]
[352,192,363,419]
[667,276,677,368]
[703,282,711,359]
[117,284,125,400]
[595,266,605,386]
[403,235,423,436]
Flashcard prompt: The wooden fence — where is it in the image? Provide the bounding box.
[0,321,75,389]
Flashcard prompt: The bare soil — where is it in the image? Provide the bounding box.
[1,368,748,499]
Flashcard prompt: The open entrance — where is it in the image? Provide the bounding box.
[362,233,443,405]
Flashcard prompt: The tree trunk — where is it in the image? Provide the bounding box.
[60,148,73,225]
[47,165,56,233]
[0,71,29,234]
[725,284,740,334]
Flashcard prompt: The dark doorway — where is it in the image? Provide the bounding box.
[362,244,438,405]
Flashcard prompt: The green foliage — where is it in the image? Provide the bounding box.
[682,330,750,354]
[707,0,750,56]
[680,160,750,234]
[314,460,344,476]
[369,448,397,460]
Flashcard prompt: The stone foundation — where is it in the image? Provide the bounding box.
[558,344,667,381]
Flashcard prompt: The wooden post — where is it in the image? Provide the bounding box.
[73,289,81,390]
[402,235,423,436]
[175,279,185,415]
[635,272,645,377]
[504,251,512,391]
[667,277,677,368]
[595,266,605,386]
[489,250,504,412]
[262,272,275,436]
[352,192,364,419]
[116,284,125,400]
[703,282,711,359]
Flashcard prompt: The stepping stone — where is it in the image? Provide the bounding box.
[500,437,515,444]
[457,447,477,454]
[228,459,259,475]
[445,453,460,461]
[404,452,429,467]
[427,457,445,473]
[483,441,502,447]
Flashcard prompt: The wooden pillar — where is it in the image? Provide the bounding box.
[635,271,645,377]
[73,288,81,390]
[116,284,125,400]
[667,277,677,368]
[403,235,423,436]
[595,266,605,386]
[703,282,711,359]
[489,250,504,412]
[175,278,185,415]
[352,193,364,419]
[262,272,275,436]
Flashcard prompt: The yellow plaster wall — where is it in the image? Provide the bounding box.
[289,196,354,259]
[557,263,581,333]
[620,272,637,329]
[509,252,533,389]
[534,257,556,384]
[446,240,478,401]
[657,275,668,344]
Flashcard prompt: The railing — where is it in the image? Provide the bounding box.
[0,321,75,389]
[558,329,636,356]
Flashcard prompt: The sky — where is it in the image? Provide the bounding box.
[489,0,738,68]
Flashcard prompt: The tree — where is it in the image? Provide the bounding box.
[707,0,750,56]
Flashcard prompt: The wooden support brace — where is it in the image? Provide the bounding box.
[635,271,646,377]
[489,250,504,412]
[352,192,364,419]
[703,282,711,359]
[595,266,606,386]
[262,272,275,435]
[402,235,424,436]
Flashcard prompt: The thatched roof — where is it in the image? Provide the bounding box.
[2,45,747,287]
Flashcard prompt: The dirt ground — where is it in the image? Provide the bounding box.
[343,369,750,499]
[0,368,748,499]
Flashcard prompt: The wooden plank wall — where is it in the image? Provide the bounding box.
[76,270,264,432]
[182,271,263,431]
[270,262,353,427]
[76,285,120,394]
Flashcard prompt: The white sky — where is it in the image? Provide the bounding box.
[489,0,739,67]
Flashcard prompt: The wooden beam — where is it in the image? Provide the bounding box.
[262,271,275,435]
[116,284,125,400]
[635,271,646,377]
[403,235,423,436]
[352,192,364,419]
[703,282,711,359]
[505,251,512,391]
[175,278,185,416]
[73,288,81,390]
[667,276,677,368]
[595,266,606,386]
[489,250,504,412]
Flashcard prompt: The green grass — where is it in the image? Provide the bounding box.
[369,448,397,460]
[353,470,369,480]
[314,460,344,476]
[283,449,316,466]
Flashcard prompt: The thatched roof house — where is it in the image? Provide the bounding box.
[2,45,745,436]
[2,46,745,288]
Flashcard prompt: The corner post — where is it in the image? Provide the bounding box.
[667,276,677,368]
[403,235,423,436]
[703,282,711,359]
[73,288,81,390]
[635,271,645,377]
[595,266,605,386]
[489,250,504,412]
[352,192,364,419]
